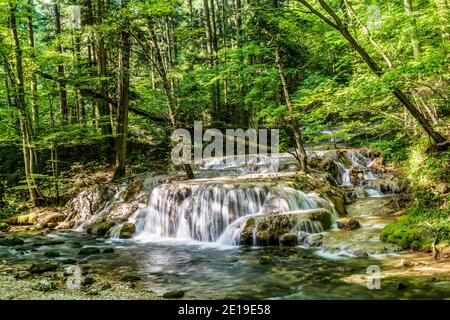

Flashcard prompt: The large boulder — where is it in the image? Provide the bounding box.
[337,218,360,230]
[86,215,116,236]
[119,223,136,239]
[239,209,332,246]
[61,186,116,229]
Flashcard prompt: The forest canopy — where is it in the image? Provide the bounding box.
[0,0,448,209]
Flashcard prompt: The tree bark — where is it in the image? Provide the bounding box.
[275,45,308,172]
[298,0,446,145]
[114,13,131,178]
[403,0,421,59]
[95,0,114,159]
[9,2,42,205]
[27,0,38,126]
[54,3,68,124]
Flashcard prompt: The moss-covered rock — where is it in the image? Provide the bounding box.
[0,234,24,246]
[28,261,59,274]
[163,290,185,299]
[86,215,115,236]
[78,247,101,255]
[239,209,332,246]
[279,233,298,246]
[119,223,136,239]
[123,179,144,202]
[259,256,275,264]
[337,218,360,231]
[44,250,60,257]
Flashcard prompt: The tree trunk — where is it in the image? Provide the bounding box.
[434,0,450,43]
[403,0,421,59]
[27,0,38,126]
[95,0,114,160]
[9,2,42,205]
[114,16,131,178]
[143,19,195,179]
[54,4,68,124]
[298,0,446,145]
[275,45,308,172]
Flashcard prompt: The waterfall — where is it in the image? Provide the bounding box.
[135,183,333,243]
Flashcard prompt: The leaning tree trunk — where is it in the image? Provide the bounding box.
[298,0,446,146]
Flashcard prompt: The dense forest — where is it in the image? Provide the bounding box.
[0,0,449,298]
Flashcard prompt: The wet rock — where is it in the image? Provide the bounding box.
[350,249,368,258]
[0,235,24,246]
[399,259,414,267]
[29,261,59,274]
[62,259,77,265]
[349,167,365,186]
[102,247,115,253]
[259,256,275,265]
[305,234,323,247]
[121,275,141,282]
[32,279,57,292]
[82,276,95,287]
[337,218,360,231]
[28,209,67,229]
[119,223,136,239]
[337,266,353,272]
[78,247,101,255]
[108,203,140,222]
[42,239,65,246]
[279,233,298,246]
[123,179,144,202]
[71,242,82,248]
[240,210,331,246]
[86,216,115,236]
[62,187,115,229]
[396,282,407,290]
[163,290,185,299]
[44,250,60,257]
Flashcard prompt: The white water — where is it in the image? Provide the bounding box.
[134,183,333,244]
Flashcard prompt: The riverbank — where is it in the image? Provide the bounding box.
[0,261,160,300]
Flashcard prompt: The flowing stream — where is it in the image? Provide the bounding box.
[1,149,448,299]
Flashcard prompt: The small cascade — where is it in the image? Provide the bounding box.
[135,183,333,243]
[75,184,128,232]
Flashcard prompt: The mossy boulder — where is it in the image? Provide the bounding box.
[259,256,275,265]
[102,247,115,253]
[119,223,136,239]
[337,218,360,231]
[279,233,298,246]
[123,179,144,202]
[28,261,59,274]
[239,209,332,246]
[0,234,25,246]
[44,250,60,257]
[87,215,115,236]
[163,290,185,299]
[78,247,101,255]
